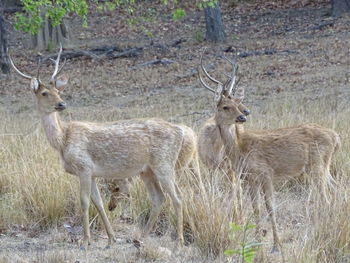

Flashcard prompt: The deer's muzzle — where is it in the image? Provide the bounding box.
[236,115,246,123]
[55,102,66,111]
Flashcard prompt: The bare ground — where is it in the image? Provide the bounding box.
[0,2,350,262]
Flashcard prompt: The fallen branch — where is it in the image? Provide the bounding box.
[130,58,174,70]
[224,47,298,58]
[310,21,334,31]
[170,38,187,47]
[43,46,143,61]
[107,47,143,59]
[89,45,122,54]
[238,49,277,58]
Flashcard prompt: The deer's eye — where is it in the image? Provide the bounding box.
[223,106,229,110]
[42,92,48,97]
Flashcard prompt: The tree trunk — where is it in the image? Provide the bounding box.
[0,6,10,74]
[331,0,350,17]
[3,0,22,9]
[31,9,70,50]
[204,1,226,43]
[3,0,22,13]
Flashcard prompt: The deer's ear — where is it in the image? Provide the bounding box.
[214,84,224,103]
[30,78,40,92]
[55,75,68,92]
[233,87,245,104]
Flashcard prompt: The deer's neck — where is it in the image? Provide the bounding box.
[41,112,66,151]
[218,123,240,167]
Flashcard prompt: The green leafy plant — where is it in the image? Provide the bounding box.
[224,221,262,263]
[144,7,158,22]
[192,30,204,43]
[140,26,154,39]
[97,0,136,14]
[15,0,139,34]
[126,17,138,27]
[198,0,218,9]
[15,0,89,34]
[172,8,186,21]
[102,1,118,12]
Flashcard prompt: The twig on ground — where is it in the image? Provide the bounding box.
[310,21,334,31]
[224,47,298,58]
[43,46,144,61]
[130,58,174,70]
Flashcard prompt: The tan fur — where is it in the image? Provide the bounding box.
[211,95,340,252]
[198,54,339,251]
[107,123,201,211]
[197,52,250,179]
[10,54,187,249]
[198,103,249,179]
[39,85,185,249]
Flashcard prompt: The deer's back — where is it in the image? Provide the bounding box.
[239,123,339,177]
[62,118,183,177]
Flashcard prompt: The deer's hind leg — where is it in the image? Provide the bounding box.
[153,165,184,246]
[309,150,336,204]
[188,154,204,188]
[140,166,166,236]
[323,151,337,200]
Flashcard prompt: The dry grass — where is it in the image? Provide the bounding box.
[0,93,349,262]
[0,110,79,230]
[1,1,349,261]
[297,176,350,263]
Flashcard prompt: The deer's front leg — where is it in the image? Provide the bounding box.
[261,178,281,253]
[91,178,116,247]
[248,181,261,236]
[79,173,92,250]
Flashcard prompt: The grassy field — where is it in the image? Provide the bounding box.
[0,93,349,262]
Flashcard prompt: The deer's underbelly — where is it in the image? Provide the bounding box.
[92,163,146,179]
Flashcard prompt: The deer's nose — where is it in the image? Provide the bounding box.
[243,109,250,116]
[56,101,66,110]
[236,115,246,123]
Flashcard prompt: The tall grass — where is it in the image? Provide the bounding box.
[0,110,80,229]
[0,93,349,262]
[181,168,247,258]
[297,175,350,263]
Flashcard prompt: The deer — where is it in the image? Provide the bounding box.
[107,123,201,212]
[198,54,341,252]
[9,46,187,250]
[197,55,250,179]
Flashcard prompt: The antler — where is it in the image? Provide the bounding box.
[199,49,242,103]
[199,49,225,98]
[200,50,223,86]
[50,44,66,83]
[8,51,33,80]
[198,70,216,93]
[223,55,238,96]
